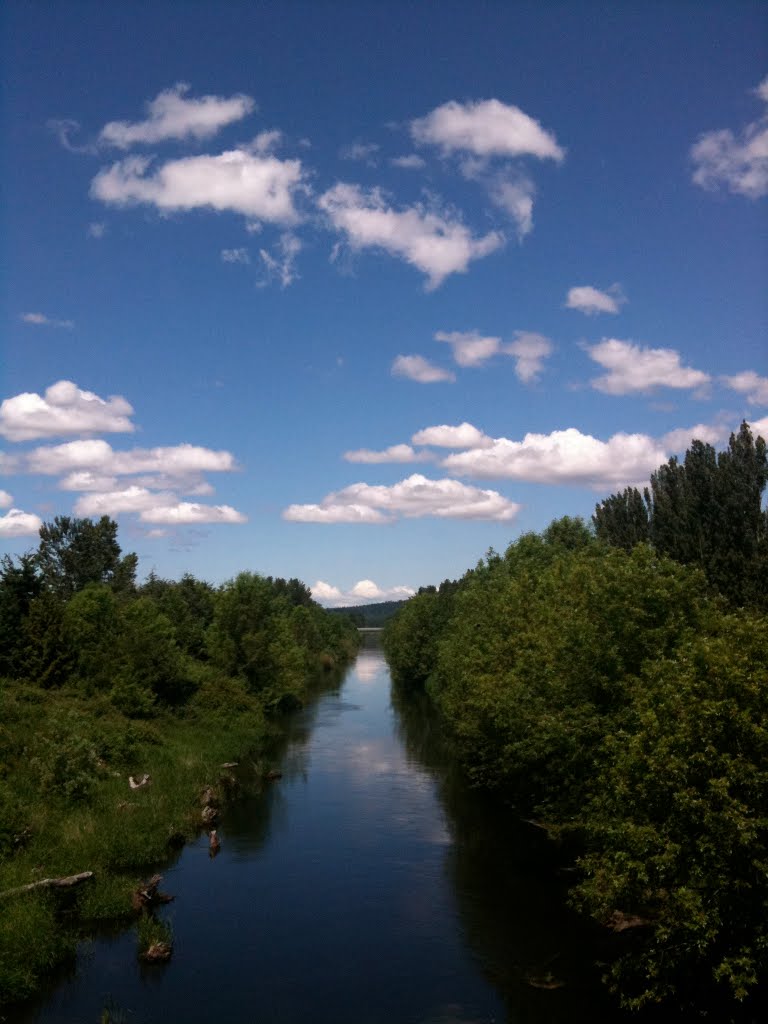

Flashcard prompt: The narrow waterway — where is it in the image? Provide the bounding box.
[25,631,618,1024]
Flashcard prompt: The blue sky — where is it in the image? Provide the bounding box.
[2,1,766,604]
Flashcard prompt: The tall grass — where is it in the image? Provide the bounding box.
[0,676,276,1006]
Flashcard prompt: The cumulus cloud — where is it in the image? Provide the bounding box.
[566,285,624,315]
[283,473,520,523]
[311,578,415,607]
[282,503,389,524]
[259,232,302,287]
[139,502,247,524]
[661,422,729,452]
[442,427,669,489]
[435,329,501,367]
[0,381,134,442]
[584,339,710,395]
[391,355,455,383]
[91,149,306,224]
[318,183,504,288]
[411,422,492,449]
[25,439,237,480]
[99,83,255,148]
[20,312,74,329]
[691,76,768,198]
[504,331,553,383]
[0,490,12,508]
[411,98,564,162]
[0,508,43,537]
[390,154,426,169]
[751,415,768,439]
[221,247,250,264]
[311,580,344,602]
[74,486,176,517]
[343,444,431,464]
[722,370,768,406]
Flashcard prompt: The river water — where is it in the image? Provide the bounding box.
[25,630,623,1024]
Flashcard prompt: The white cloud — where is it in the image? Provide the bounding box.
[488,174,535,237]
[390,154,426,170]
[282,503,389,524]
[411,98,564,162]
[318,183,504,288]
[411,422,492,449]
[661,423,729,452]
[0,508,43,537]
[87,222,106,239]
[391,355,455,383]
[584,339,710,395]
[435,329,501,367]
[284,473,520,523]
[691,77,768,198]
[343,444,431,464]
[0,490,12,508]
[25,439,237,479]
[311,578,415,607]
[91,150,306,224]
[139,502,247,524]
[339,141,380,164]
[722,370,768,406]
[259,232,302,287]
[442,427,669,489]
[566,285,624,315]
[311,580,344,602]
[221,247,250,264]
[99,83,255,148]
[750,415,768,439]
[74,486,177,517]
[0,381,134,442]
[503,331,553,383]
[58,471,120,492]
[20,312,74,329]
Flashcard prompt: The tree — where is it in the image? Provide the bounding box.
[35,516,137,598]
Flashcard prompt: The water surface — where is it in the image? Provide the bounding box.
[25,631,618,1024]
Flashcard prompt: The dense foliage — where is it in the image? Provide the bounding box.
[593,421,768,609]
[384,429,768,1013]
[0,517,358,1006]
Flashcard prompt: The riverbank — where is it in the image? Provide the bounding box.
[0,660,356,1009]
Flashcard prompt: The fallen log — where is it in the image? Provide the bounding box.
[1,871,94,900]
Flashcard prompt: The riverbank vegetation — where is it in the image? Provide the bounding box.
[384,423,767,1014]
[0,516,358,1007]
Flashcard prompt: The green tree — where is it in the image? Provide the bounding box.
[35,516,137,598]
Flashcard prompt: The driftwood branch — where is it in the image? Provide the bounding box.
[1,871,94,899]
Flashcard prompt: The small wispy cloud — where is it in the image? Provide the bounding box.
[20,312,74,329]
[221,247,250,264]
[99,83,256,148]
[566,284,625,315]
[391,355,455,383]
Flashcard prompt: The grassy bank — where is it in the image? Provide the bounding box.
[0,669,335,1006]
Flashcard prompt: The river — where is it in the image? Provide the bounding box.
[24,630,625,1024]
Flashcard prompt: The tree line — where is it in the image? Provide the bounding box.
[0,514,357,715]
[383,423,767,1012]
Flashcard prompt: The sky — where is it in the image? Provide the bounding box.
[1,1,766,605]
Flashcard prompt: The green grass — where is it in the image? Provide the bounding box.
[0,677,279,1007]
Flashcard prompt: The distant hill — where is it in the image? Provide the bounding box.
[327,599,406,627]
